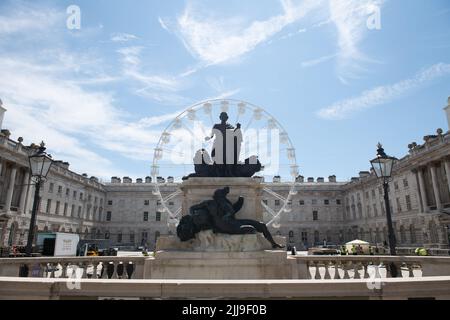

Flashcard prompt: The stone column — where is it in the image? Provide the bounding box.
[4,165,17,213]
[430,164,442,211]
[412,169,424,213]
[444,159,450,196]
[25,182,35,215]
[19,170,30,214]
[417,168,429,213]
[0,159,3,177]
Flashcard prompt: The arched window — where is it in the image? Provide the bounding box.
[288,231,294,238]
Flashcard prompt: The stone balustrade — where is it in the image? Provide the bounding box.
[0,255,449,281]
[0,256,146,279]
[293,255,450,279]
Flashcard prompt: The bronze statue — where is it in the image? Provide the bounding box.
[177,187,284,249]
[183,112,262,179]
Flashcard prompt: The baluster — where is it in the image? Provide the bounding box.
[353,261,361,279]
[50,263,56,278]
[396,263,403,278]
[60,263,68,278]
[99,262,106,279]
[79,262,87,279]
[37,263,45,278]
[117,262,124,279]
[363,262,370,279]
[106,262,115,279]
[324,261,331,279]
[19,264,29,277]
[408,263,414,278]
[343,262,350,279]
[385,262,391,278]
[375,265,382,279]
[314,261,321,280]
[126,262,134,279]
[92,262,99,279]
[333,261,341,279]
[306,261,313,279]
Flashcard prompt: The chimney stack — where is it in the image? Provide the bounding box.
[445,96,450,131]
[0,99,6,130]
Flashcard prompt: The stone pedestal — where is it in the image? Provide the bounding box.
[180,177,263,221]
[144,250,297,280]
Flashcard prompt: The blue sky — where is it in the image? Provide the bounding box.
[1,0,449,182]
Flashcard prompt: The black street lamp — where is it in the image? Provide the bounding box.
[25,142,53,257]
[370,143,399,277]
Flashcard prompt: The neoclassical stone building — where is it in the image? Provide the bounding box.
[0,98,449,252]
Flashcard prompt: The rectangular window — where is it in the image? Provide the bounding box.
[371,189,376,198]
[73,191,77,199]
[313,210,318,221]
[78,206,82,218]
[157,200,161,206]
[311,199,317,205]
[405,195,412,211]
[105,232,110,239]
[71,204,75,217]
[396,198,402,212]
[144,200,149,206]
[169,201,174,206]
[106,211,112,221]
[57,185,62,194]
[46,199,52,213]
[108,200,113,205]
[324,199,329,205]
[336,199,341,205]
[55,202,60,215]
[66,188,70,196]
[130,234,135,243]
[301,232,308,243]
[143,212,149,222]
[263,200,268,205]
[156,211,161,222]
[275,200,280,206]
[117,233,122,243]
[79,193,83,201]
[299,200,305,205]
[394,181,399,190]
[63,203,68,216]
[49,183,54,193]
[403,178,409,188]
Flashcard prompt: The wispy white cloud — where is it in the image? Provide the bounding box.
[110,32,139,42]
[301,53,337,68]
[329,0,385,81]
[175,0,324,65]
[317,63,450,120]
[0,2,62,36]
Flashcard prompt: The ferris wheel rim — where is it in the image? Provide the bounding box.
[151,98,299,227]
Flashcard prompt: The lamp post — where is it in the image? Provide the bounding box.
[25,142,53,257]
[370,143,398,277]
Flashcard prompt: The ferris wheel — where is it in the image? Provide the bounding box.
[151,99,299,229]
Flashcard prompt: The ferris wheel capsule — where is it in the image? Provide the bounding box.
[287,148,296,160]
[172,118,182,129]
[220,100,229,113]
[203,102,212,114]
[280,131,289,144]
[187,109,196,120]
[154,148,163,160]
[161,132,170,144]
[253,108,263,120]
[237,102,246,115]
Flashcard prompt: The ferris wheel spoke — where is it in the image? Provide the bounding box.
[262,187,287,203]
[244,117,254,132]
[261,202,277,218]
[163,190,182,202]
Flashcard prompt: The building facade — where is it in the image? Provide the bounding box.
[1,98,450,251]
